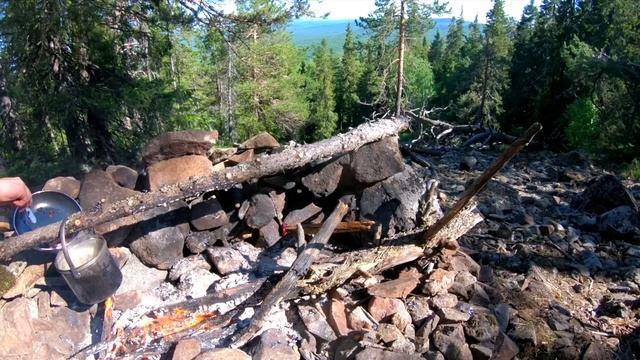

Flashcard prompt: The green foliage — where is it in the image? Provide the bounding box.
[624,159,640,180]
[305,39,338,141]
[335,25,363,129]
[563,97,599,153]
[405,51,435,108]
[0,0,638,184]
[235,31,309,141]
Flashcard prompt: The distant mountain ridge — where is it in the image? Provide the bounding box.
[286,18,477,53]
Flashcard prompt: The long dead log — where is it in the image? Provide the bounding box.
[0,117,409,261]
[422,122,541,250]
[230,201,349,348]
[298,205,483,296]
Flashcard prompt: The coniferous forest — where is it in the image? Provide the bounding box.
[0,0,638,183]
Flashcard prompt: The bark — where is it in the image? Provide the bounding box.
[0,117,410,261]
[298,205,483,296]
[394,0,405,117]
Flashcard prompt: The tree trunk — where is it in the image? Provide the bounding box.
[478,35,491,128]
[0,77,24,152]
[394,0,406,117]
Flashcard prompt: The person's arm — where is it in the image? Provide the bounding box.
[0,177,32,210]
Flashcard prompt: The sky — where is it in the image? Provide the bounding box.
[308,0,541,22]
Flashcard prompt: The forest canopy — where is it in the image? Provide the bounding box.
[0,0,638,183]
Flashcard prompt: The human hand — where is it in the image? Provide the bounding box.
[0,177,33,210]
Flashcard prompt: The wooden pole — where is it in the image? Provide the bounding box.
[0,117,409,261]
[422,122,542,249]
[395,0,406,117]
[231,201,349,348]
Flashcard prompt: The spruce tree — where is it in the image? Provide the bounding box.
[504,0,539,129]
[336,24,362,129]
[459,0,513,127]
[306,39,338,141]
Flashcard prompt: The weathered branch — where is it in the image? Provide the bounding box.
[298,205,483,296]
[0,117,409,261]
[422,123,542,249]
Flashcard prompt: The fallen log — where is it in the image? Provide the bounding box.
[0,117,409,261]
[298,205,483,296]
[231,200,349,348]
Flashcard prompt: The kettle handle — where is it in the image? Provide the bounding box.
[59,218,81,279]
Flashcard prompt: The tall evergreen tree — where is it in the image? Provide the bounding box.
[336,24,362,129]
[306,39,338,141]
[235,31,308,140]
[504,0,539,128]
[436,14,466,104]
[356,0,445,113]
[458,0,513,127]
[428,30,445,65]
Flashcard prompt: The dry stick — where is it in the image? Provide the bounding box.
[284,220,376,235]
[0,117,409,261]
[230,201,349,348]
[422,122,542,250]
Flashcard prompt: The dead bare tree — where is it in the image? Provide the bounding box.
[394,0,406,117]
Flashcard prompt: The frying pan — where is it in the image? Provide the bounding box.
[12,191,82,250]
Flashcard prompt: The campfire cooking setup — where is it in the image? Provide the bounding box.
[1,117,639,359]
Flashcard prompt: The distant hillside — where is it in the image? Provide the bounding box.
[286,18,477,53]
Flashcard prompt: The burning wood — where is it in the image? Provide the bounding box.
[74,280,265,358]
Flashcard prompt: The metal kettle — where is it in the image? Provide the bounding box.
[54,219,122,305]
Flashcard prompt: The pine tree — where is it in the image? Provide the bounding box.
[436,14,466,104]
[306,39,338,141]
[504,0,539,129]
[356,0,445,113]
[336,24,362,129]
[235,31,308,141]
[428,30,445,65]
[459,0,513,127]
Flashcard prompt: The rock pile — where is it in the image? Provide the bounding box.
[1,129,639,359]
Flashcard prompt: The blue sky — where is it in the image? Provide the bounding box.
[309,0,540,22]
[220,1,542,23]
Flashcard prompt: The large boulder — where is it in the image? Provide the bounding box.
[244,194,275,229]
[147,155,214,191]
[129,201,189,269]
[78,170,140,245]
[190,198,229,231]
[79,170,139,209]
[42,176,81,198]
[597,206,640,239]
[105,165,138,190]
[301,155,351,197]
[143,129,218,164]
[359,166,426,236]
[239,132,280,150]
[350,136,405,184]
[572,174,638,214]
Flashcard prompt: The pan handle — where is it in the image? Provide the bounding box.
[59,218,81,279]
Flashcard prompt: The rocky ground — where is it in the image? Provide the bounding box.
[0,129,639,360]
